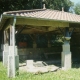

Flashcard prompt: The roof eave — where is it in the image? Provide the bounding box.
[0,14,80,30]
[3,9,46,14]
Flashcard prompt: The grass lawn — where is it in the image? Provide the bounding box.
[0,62,80,80]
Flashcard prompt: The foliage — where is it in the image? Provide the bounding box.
[74,3,80,15]
[0,0,73,15]
[45,0,74,12]
[0,0,41,14]
[50,35,63,47]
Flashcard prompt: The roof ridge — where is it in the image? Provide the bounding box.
[3,9,46,14]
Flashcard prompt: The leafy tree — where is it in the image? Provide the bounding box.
[0,0,42,14]
[0,0,74,15]
[74,3,80,15]
[45,0,74,12]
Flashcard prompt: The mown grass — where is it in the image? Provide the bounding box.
[0,62,80,80]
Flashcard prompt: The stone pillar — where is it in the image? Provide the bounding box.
[8,17,19,78]
[3,30,9,67]
[3,44,9,67]
[61,37,71,70]
[0,44,3,60]
[8,46,19,77]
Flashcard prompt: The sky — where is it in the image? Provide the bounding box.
[70,0,80,4]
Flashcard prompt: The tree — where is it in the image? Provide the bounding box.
[44,0,74,12]
[0,0,74,15]
[74,3,80,15]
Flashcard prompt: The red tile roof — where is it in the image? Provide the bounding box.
[3,9,80,23]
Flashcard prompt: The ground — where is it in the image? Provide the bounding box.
[0,61,80,80]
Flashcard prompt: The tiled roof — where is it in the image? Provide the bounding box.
[2,9,80,23]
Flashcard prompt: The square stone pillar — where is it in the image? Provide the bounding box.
[8,46,19,77]
[3,44,9,67]
[61,37,71,70]
[3,30,9,67]
[8,17,19,78]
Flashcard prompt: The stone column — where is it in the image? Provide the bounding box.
[61,37,71,70]
[3,43,9,66]
[8,17,19,78]
[8,46,19,77]
[3,30,9,67]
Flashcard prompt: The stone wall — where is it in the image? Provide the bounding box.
[0,47,62,62]
[18,47,62,62]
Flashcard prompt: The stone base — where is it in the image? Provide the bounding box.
[3,44,9,66]
[3,51,9,67]
[61,52,71,70]
[8,55,19,78]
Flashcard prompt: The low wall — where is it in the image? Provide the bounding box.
[0,47,62,62]
[1,46,80,62]
[18,47,62,62]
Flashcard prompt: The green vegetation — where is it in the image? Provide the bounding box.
[0,62,80,80]
[74,3,80,15]
[0,0,73,14]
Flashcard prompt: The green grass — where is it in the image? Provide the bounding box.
[0,62,80,80]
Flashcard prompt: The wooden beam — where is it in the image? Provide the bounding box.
[2,18,14,31]
[16,18,69,28]
[17,26,26,34]
[4,31,6,44]
[2,19,10,31]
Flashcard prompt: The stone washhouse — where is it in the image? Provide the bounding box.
[0,8,80,77]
